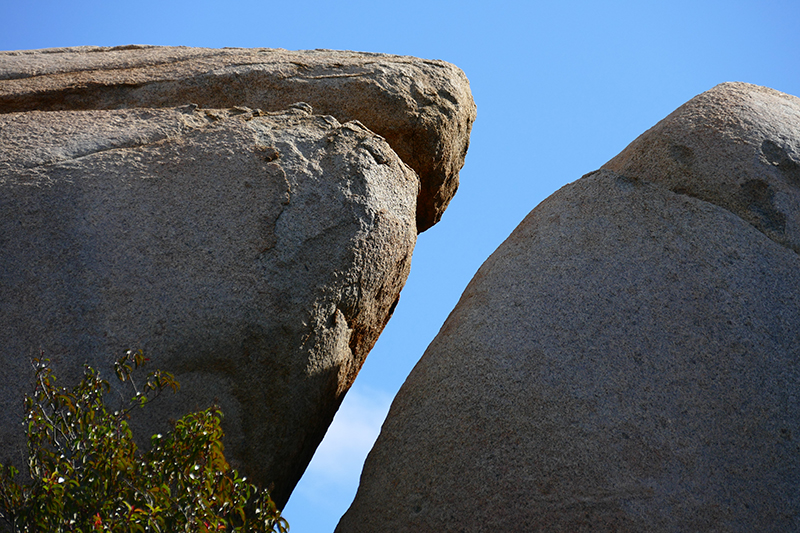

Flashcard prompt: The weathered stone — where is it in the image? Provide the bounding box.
[0,103,418,507]
[338,85,800,531]
[604,82,800,253]
[0,45,476,231]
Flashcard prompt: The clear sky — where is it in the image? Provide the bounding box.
[3,1,798,531]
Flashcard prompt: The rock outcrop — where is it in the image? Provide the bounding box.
[0,45,476,232]
[0,47,475,507]
[337,83,800,531]
[604,82,800,254]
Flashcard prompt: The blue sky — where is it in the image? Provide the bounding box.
[3,1,799,531]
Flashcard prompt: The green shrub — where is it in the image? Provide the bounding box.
[0,350,289,532]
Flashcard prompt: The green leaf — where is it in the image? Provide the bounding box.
[1,352,288,532]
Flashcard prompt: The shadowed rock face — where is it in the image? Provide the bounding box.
[0,45,477,232]
[337,83,800,532]
[0,47,475,507]
[0,103,419,507]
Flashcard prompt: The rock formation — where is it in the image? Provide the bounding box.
[0,45,476,232]
[337,83,800,531]
[604,82,800,254]
[0,47,475,507]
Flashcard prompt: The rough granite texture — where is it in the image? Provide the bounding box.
[604,82,800,254]
[0,45,477,232]
[337,84,800,531]
[0,103,419,507]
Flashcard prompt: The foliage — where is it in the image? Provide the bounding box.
[0,350,289,533]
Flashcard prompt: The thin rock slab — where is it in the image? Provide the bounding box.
[338,86,800,532]
[0,45,477,231]
[0,103,418,507]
